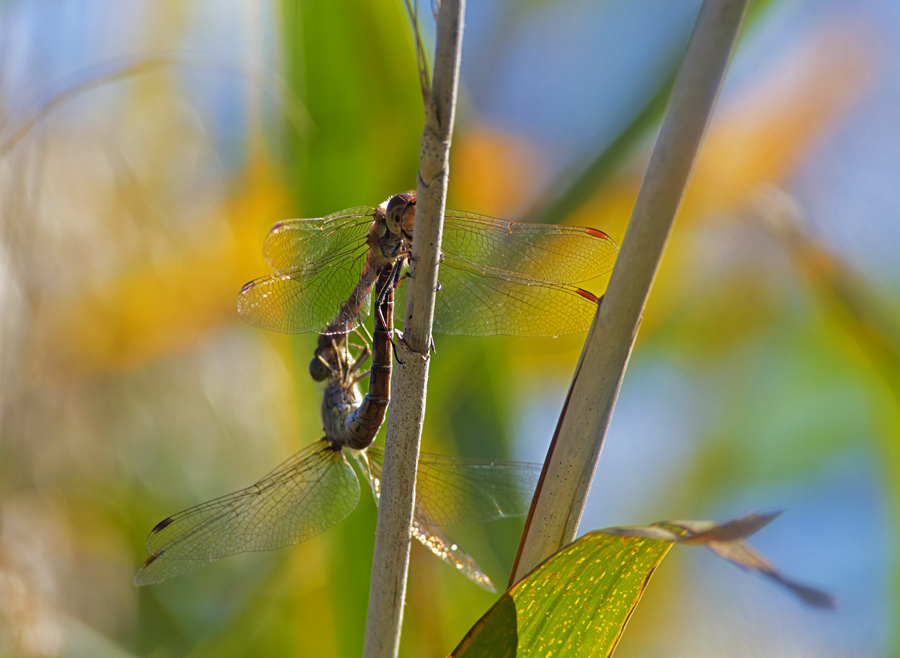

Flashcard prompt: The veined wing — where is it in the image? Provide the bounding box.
[441,210,617,286]
[238,267,376,335]
[412,516,495,592]
[237,210,378,335]
[433,273,600,337]
[365,446,540,526]
[352,448,499,592]
[394,271,601,337]
[135,439,359,585]
[261,207,377,273]
[406,209,614,336]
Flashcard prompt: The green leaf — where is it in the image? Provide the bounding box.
[451,533,671,658]
[451,513,834,658]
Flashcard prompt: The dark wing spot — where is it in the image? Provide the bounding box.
[585,228,611,239]
[575,288,599,303]
[151,517,175,534]
[141,550,164,568]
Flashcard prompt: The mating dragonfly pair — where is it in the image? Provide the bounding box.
[135,193,618,591]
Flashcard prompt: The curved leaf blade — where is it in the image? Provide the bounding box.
[451,533,671,658]
[452,512,834,657]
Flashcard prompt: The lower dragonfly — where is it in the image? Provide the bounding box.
[136,270,540,590]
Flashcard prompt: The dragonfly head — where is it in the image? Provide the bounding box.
[385,192,416,240]
[309,353,331,382]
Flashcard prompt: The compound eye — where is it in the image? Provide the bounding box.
[385,193,415,233]
[309,356,331,382]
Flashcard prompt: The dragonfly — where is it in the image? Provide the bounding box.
[136,272,540,590]
[318,266,396,448]
[237,192,617,341]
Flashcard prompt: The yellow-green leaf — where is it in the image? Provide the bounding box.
[451,513,834,658]
[451,533,671,658]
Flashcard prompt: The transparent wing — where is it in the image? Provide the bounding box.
[442,210,618,285]
[404,209,615,336]
[412,517,495,592]
[262,208,377,273]
[353,449,500,592]
[237,209,376,335]
[364,446,540,527]
[135,439,359,585]
[401,270,601,337]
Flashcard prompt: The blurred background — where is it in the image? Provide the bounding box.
[0,0,896,656]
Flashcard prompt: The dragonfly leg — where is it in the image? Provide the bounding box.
[351,322,374,348]
[389,328,405,366]
[404,251,417,279]
[348,345,371,378]
[394,331,432,361]
[350,369,371,387]
[392,332,404,366]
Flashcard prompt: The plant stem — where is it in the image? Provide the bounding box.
[362,1,465,656]
[509,0,749,585]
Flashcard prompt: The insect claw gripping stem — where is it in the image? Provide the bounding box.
[396,332,430,361]
[390,329,405,366]
[405,251,418,279]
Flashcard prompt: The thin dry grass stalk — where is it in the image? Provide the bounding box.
[510,0,750,585]
[362,1,465,657]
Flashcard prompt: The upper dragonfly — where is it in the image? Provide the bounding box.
[237,192,617,338]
